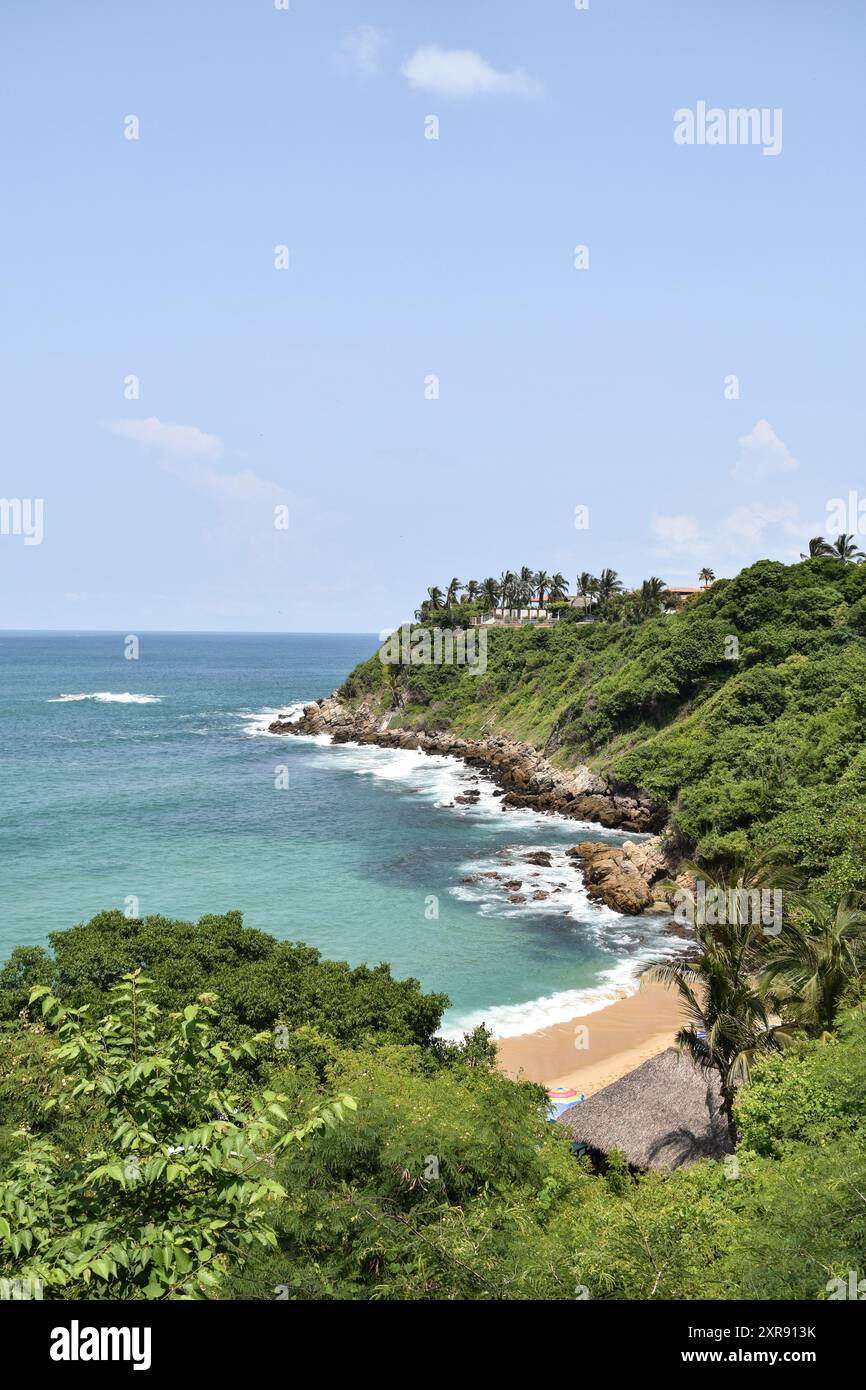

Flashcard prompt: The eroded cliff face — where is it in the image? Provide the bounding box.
[269,697,682,915]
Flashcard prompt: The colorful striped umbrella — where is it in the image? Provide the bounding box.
[546,1086,584,1120]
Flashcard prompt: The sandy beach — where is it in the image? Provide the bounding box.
[496,982,684,1096]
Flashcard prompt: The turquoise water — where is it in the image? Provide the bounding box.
[0,632,677,1035]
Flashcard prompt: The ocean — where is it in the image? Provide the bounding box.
[0,631,679,1036]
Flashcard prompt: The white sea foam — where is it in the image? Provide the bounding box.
[238,707,673,1040]
[323,740,637,839]
[450,843,619,920]
[441,940,688,1041]
[240,705,644,835]
[47,692,161,704]
[234,704,309,738]
[329,743,471,804]
[440,837,690,1038]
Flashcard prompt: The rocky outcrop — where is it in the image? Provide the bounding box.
[269,697,666,835]
[567,838,681,916]
[523,850,553,867]
[268,697,687,918]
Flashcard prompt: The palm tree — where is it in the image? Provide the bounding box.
[643,931,790,1146]
[595,568,623,615]
[498,571,515,610]
[645,852,800,1143]
[548,573,569,602]
[638,576,668,617]
[667,851,800,918]
[533,570,550,605]
[761,896,866,1037]
[481,577,500,612]
[445,577,462,607]
[831,533,864,562]
[384,662,405,711]
[576,571,598,617]
[462,579,480,604]
[516,566,534,605]
[698,567,715,588]
[801,537,833,559]
[426,586,445,612]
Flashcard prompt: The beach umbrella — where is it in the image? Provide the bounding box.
[546,1085,584,1121]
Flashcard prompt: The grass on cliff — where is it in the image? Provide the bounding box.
[340,558,866,897]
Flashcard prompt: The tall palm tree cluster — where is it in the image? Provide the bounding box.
[416,568,679,624]
[417,569,569,622]
[801,534,865,561]
[645,855,866,1144]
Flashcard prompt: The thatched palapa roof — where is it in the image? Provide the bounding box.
[556,1048,733,1170]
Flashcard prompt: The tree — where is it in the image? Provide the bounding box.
[533,570,550,605]
[644,855,799,1143]
[426,586,445,612]
[699,567,715,587]
[801,537,833,558]
[576,571,598,616]
[761,896,866,1037]
[384,661,405,710]
[445,578,462,607]
[480,577,500,611]
[637,576,668,619]
[0,974,353,1299]
[462,580,480,604]
[516,566,534,604]
[498,571,515,609]
[223,1039,581,1301]
[548,573,569,601]
[0,910,448,1052]
[595,568,623,615]
[830,533,864,562]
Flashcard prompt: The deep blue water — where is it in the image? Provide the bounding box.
[0,631,676,1035]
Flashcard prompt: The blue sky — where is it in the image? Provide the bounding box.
[1,0,864,631]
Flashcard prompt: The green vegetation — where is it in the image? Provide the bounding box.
[0,969,354,1299]
[2,910,865,1300]
[413,564,674,627]
[344,557,866,898]
[4,556,866,1300]
[0,908,446,1051]
[640,851,866,1138]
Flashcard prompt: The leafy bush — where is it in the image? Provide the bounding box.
[0,911,448,1053]
[0,973,353,1299]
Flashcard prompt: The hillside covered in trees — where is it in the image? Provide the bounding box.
[342,557,866,900]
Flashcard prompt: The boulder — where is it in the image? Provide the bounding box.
[567,841,653,915]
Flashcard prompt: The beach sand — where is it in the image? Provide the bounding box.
[496,983,684,1096]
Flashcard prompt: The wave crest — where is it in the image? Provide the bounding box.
[47,692,161,705]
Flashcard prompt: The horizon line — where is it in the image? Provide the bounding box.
[0,628,380,637]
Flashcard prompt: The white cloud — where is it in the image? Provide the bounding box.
[337,24,387,77]
[104,416,223,461]
[651,512,703,556]
[163,460,284,502]
[651,501,805,567]
[401,45,540,97]
[734,419,799,480]
[105,416,285,502]
[719,501,799,548]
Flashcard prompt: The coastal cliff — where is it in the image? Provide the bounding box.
[269,696,681,913]
[269,557,866,911]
